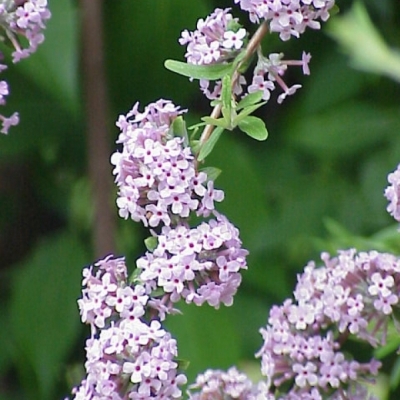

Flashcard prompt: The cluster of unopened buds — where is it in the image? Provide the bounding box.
[67,2,400,400]
[0,0,50,134]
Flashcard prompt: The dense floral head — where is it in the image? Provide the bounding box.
[179,8,312,102]
[256,249,400,398]
[188,367,271,400]
[73,255,187,400]
[234,0,336,41]
[0,0,51,134]
[111,100,225,227]
[137,214,248,309]
[179,8,247,66]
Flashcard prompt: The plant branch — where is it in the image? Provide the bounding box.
[198,20,269,147]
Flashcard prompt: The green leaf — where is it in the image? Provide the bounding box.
[221,75,232,110]
[328,2,400,83]
[198,126,224,162]
[10,233,89,400]
[201,166,222,181]
[233,101,267,125]
[238,116,268,141]
[13,0,80,114]
[170,116,188,145]
[237,90,264,110]
[128,268,142,284]
[190,139,201,155]
[390,357,400,390]
[165,303,241,383]
[188,121,207,131]
[164,59,233,80]
[201,116,229,129]
[144,236,158,252]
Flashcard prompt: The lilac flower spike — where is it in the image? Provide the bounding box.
[256,249,400,398]
[180,8,314,103]
[73,255,187,400]
[0,0,50,133]
[188,367,271,400]
[137,213,248,309]
[179,8,249,100]
[111,100,225,227]
[234,0,335,41]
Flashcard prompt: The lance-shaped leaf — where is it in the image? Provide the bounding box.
[170,116,189,145]
[201,166,222,181]
[164,59,233,80]
[233,101,267,126]
[237,90,264,110]
[198,126,224,162]
[220,74,235,129]
[202,116,230,129]
[238,116,268,141]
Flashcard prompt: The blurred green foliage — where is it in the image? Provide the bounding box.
[0,0,400,399]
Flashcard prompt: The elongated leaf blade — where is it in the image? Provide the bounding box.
[202,116,229,129]
[238,116,268,141]
[164,59,233,80]
[198,126,224,161]
[237,91,264,110]
[233,101,267,125]
[201,166,222,181]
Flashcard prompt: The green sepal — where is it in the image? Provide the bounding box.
[144,236,158,252]
[164,59,233,80]
[198,126,224,162]
[201,166,222,181]
[238,116,268,141]
[237,90,264,110]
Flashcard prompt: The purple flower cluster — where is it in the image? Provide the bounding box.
[0,0,50,133]
[179,8,311,102]
[179,8,248,100]
[249,51,311,103]
[187,367,271,400]
[137,214,248,309]
[179,8,246,66]
[384,163,400,222]
[72,255,187,400]
[111,99,224,227]
[234,0,335,41]
[68,97,251,398]
[256,248,400,398]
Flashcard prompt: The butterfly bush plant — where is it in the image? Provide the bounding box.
[66,1,400,399]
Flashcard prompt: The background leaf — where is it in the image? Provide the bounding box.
[9,233,89,400]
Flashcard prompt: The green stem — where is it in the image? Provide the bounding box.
[198,20,269,150]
